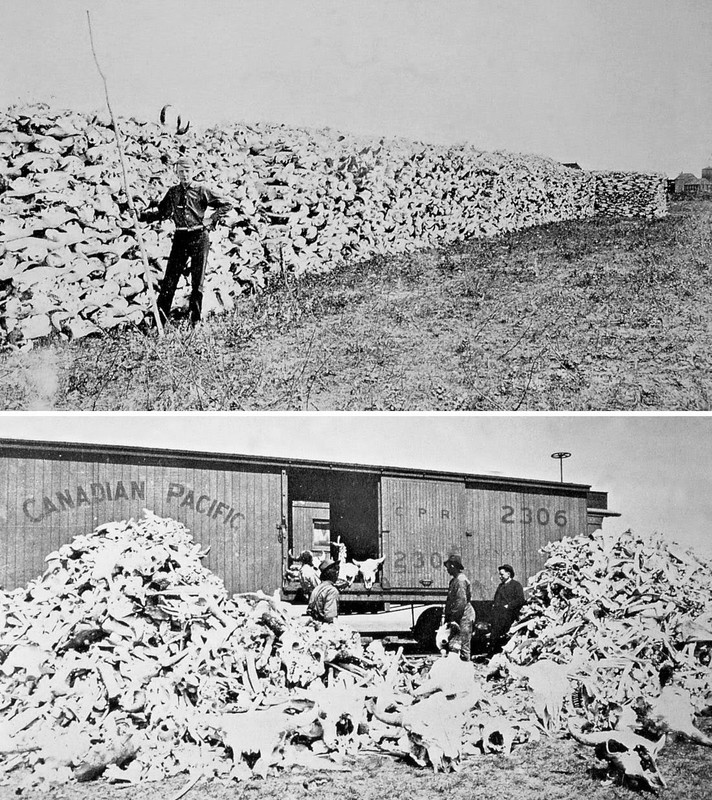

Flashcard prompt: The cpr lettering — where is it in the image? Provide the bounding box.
[166,482,245,527]
[394,506,451,519]
[22,481,145,522]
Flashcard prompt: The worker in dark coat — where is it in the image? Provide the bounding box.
[489,563,525,654]
[307,559,340,623]
[138,156,232,326]
[443,555,476,661]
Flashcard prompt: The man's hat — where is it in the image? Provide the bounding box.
[498,563,515,577]
[443,555,464,570]
[319,558,338,574]
[175,156,194,168]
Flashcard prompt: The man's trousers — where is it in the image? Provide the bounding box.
[488,607,515,655]
[457,616,473,661]
[447,615,474,661]
[158,228,209,325]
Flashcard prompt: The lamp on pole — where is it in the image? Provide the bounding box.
[550,451,571,483]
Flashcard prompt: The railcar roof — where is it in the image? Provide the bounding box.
[0,437,593,494]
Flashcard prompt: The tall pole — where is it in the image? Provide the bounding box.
[550,451,571,483]
[86,11,163,335]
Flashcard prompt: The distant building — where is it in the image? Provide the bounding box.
[562,162,582,170]
[675,172,700,194]
[674,169,712,195]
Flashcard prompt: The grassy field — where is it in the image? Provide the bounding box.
[3,719,711,800]
[2,200,711,411]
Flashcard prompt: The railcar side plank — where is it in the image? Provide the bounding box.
[0,440,615,616]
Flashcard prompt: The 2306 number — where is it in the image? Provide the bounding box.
[392,543,462,574]
[501,505,567,527]
[393,550,445,573]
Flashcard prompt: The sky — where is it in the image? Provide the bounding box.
[1,413,710,559]
[2,0,711,176]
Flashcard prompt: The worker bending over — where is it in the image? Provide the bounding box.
[307,559,341,623]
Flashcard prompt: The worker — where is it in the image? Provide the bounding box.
[442,555,476,661]
[138,155,232,326]
[295,551,320,603]
[307,558,341,623]
[489,563,525,655]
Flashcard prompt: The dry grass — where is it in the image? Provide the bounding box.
[4,719,711,800]
[2,200,711,411]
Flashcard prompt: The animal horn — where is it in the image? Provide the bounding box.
[370,696,403,727]
[159,104,171,125]
[567,718,608,746]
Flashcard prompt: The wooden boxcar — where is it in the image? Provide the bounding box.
[0,439,617,611]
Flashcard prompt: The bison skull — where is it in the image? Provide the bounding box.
[568,718,667,792]
[353,557,385,590]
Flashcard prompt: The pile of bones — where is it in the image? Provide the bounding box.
[0,103,665,348]
[0,513,709,792]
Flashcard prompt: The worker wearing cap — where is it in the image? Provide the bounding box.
[443,555,476,661]
[138,156,232,326]
[307,559,341,623]
[489,563,525,654]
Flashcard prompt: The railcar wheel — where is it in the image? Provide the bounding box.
[412,607,443,652]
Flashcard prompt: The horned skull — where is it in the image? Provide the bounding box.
[568,718,667,792]
[278,630,327,686]
[309,682,367,754]
[370,681,479,772]
[435,622,461,654]
[352,557,385,590]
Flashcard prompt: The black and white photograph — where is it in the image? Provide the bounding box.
[0,414,711,797]
[0,1,711,410]
[1,0,711,798]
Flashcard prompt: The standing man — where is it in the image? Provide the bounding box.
[138,156,232,326]
[443,555,476,661]
[489,563,525,655]
[307,559,341,623]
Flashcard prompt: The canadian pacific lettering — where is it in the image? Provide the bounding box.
[21,479,243,527]
[22,481,146,522]
[166,482,244,527]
